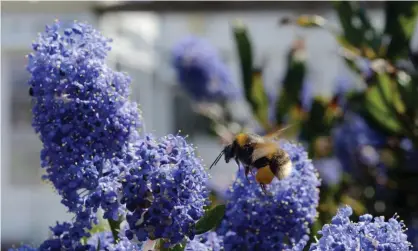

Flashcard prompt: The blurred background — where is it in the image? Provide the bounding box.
[2,1,418,250]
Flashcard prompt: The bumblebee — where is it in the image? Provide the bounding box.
[210,128,292,194]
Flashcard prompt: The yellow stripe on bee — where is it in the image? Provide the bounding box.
[255,165,275,185]
[235,133,248,147]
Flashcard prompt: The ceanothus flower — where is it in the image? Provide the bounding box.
[310,205,412,251]
[406,218,418,250]
[28,21,141,166]
[171,36,238,102]
[87,231,114,250]
[313,157,343,186]
[218,140,320,250]
[108,237,142,251]
[333,112,386,172]
[8,245,38,251]
[38,221,94,251]
[332,76,356,109]
[121,134,209,246]
[185,232,224,251]
[27,20,142,222]
[86,231,143,251]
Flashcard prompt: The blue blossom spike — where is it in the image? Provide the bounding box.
[310,205,412,251]
[121,134,209,246]
[87,231,114,250]
[38,221,95,251]
[86,231,144,251]
[218,140,320,250]
[27,20,142,223]
[333,76,355,109]
[8,245,38,251]
[186,232,224,251]
[407,218,418,250]
[28,20,141,167]
[108,237,143,251]
[333,112,386,172]
[171,36,238,102]
[313,157,343,186]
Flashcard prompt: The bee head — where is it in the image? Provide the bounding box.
[209,142,237,170]
[223,144,235,163]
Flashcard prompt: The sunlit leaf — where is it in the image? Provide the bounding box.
[363,72,404,134]
[275,41,307,125]
[233,22,270,130]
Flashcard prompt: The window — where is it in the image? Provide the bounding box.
[171,86,213,137]
[8,51,33,129]
[3,50,43,187]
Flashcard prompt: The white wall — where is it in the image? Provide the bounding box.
[2,3,387,244]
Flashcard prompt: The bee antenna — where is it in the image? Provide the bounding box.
[209,150,225,169]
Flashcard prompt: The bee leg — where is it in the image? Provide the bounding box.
[260,183,268,195]
[244,166,250,181]
[235,158,240,168]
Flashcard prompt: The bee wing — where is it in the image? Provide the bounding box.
[264,124,293,141]
[251,141,279,162]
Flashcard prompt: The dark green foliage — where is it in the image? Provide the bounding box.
[195,204,226,235]
[384,2,418,61]
[233,23,270,130]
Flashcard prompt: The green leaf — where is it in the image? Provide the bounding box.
[169,242,186,251]
[275,43,307,125]
[157,239,187,251]
[108,217,123,243]
[395,72,418,120]
[97,238,101,251]
[299,97,331,142]
[81,220,109,246]
[232,22,270,130]
[384,2,418,61]
[333,1,379,51]
[363,72,404,134]
[195,204,226,235]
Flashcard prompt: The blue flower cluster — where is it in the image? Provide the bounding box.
[27,20,142,227]
[333,112,387,172]
[185,232,223,251]
[86,231,143,251]
[9,222,95,251]
[310,205,412,250]
[217,140,320,250]
[12,20,212,251]
[87,231,114,249]
[171,36,238,102]
[121,134,209,246]
[313,157,343,186]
